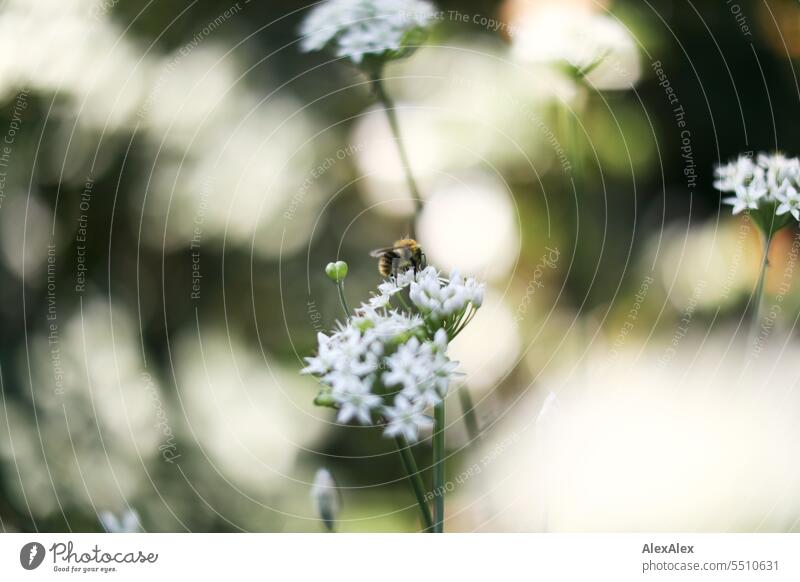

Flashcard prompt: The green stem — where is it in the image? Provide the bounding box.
[457,387,480,444]
[432,401,445,533]
[749,231,772,345]
[336,281,351,317]
[559,98,583,194]
[393,435,433,532]
[372,74,423,229]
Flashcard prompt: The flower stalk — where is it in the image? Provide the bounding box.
[372,74,424,223]
[393,435,433,531]
[432,401,445,533]
[458,387,481,443]
[749,231,772,344]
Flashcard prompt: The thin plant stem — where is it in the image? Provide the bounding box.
[457,387,481,444]
[562,102,582,194]
[432,401,445,533]
[336,281,351,317]
[372,75,423,227]
[393,435,433,532]
[749,231,772,345]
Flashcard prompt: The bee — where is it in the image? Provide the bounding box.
[369,238,427,277]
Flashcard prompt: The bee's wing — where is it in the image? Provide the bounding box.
[369,247,397,258]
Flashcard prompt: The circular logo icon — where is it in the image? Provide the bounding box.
[19,542,45,570]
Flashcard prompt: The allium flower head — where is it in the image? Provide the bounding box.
[303,265,483,442]
[715,152,800,234]
[299,0,437,66]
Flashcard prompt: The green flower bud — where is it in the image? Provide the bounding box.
[314,391,337,408]
[325,261,348,283]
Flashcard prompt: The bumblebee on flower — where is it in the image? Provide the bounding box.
[302,263,483,442]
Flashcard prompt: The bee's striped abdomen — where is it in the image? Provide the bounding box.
[379,253,397,277]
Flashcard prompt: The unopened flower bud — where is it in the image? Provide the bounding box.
[314,391,337,408]
[311,468,340,532]
[325,261,348,283]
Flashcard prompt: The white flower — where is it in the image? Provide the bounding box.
[304,264,482,440]
[367,292,393,309]
[382,330,458,407]
[383,337,425,393]
[383,396,433,442]
[409,267,485,322]
[714,156,762,193]
[511,7,639,82]
[714,153,800,217]
[757,152,800,192]
[723,184,767,215]
[299,0,437,64]
[334,381,382,425]
[776,184,800,220]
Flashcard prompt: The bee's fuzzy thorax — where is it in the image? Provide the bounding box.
[394,238,418,251]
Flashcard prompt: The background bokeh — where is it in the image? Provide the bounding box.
[1,0,800,532]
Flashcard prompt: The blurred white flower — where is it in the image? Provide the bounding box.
[99,509,141,533]
[0,191,53,279]
[310,468,340,532]
[758,152,800,192]
[776,184,800,220]
[299,0,436,64]
[175,328,326,493]
[0,0,148,130]
[471,337,800,531]
[417,173,519,281]
[724,185,767,215]
[141,45,322,257]
[448,291,521,394]
[715,153,800,219]
[650,217,760,311]
[0,299,163,517]
[509,3,640,90]
[351,45,561,217]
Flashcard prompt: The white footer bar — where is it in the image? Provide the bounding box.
[1,533,798,581]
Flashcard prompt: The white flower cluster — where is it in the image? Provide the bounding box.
[303,268,484,441]
[375,266,484,327]
[298,0,436,64]
[715,153,800,220]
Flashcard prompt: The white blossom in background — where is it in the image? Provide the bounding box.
[175,328,326,499]
[470,338,800,531]
[99,509,141,533]
[418,173,519,281]
[776,184,800,220]
[140,45,322,258]
[715,152,800,223]
[0,0,148,130]
[302,268,484,442]
[299,0,437,64]
[311,468,340,532]
[0,300,163,518]
[509,3,641,90]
